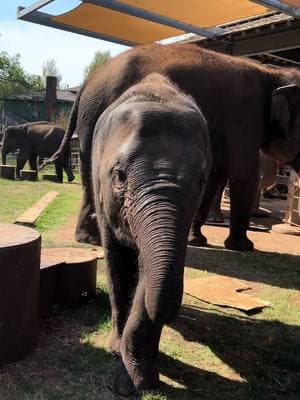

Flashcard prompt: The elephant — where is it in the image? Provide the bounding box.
[91,74,211,395]
[1,121,75,182]
[207,152,278,223]
[46,43,300,250]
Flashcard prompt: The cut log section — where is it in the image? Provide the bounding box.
[41,248,97,306]
[39,259,64,310]
[14,191,58,226]
[20,169,38,181]
[0,165,15,180]
[42,174,60,183]
[0,223,41,367]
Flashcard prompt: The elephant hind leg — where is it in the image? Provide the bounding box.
[188,168,227,247]
[63,163,75,182]
[75,150,101,245]
[207,175,228,223]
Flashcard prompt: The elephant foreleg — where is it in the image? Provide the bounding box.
[16,150,29,178]
[29,155,38,172]
[62,148,75,182]
[115,278,161,397]
[54,163,63,183]
[105,234,138,357]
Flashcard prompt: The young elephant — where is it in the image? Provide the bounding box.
[92,74,211,395]
[1,122,74,182]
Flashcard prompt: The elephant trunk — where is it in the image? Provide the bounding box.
[129,183,194,325]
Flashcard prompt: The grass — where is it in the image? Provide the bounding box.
[0,172,82,246]
[0,177,300,399]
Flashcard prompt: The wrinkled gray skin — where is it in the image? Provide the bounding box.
[92,74,211,396]
[1,122,74,182]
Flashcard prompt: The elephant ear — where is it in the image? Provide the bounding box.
[271,84,298,137]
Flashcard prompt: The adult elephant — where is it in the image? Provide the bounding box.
[47,43,300,250]
[91,74,211,395]
[1,121,75,182]
[207,152,278,223]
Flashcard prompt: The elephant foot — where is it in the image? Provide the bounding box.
[68,174,75,183]
[108,333,122,358]
[251,208,269,218]
[224,235,254,251]
[188,231,207,247]
[75,226,101,245]
[113,361,159,397]
[207,211,224,223]
[113,363,137,398]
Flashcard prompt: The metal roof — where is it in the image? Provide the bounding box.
[17,1,300,46]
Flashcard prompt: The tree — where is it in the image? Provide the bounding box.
[83,50,111,80]
[0,52,44,99]
[42,58,62,87]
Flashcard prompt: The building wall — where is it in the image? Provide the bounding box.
[3,99,73,123]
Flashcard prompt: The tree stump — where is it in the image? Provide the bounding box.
[0,223,41,367]
[20,169,38,181]
[42,174,60,183]
[0,165,15,180]
[39,260,63,310]
[41,248,97,306]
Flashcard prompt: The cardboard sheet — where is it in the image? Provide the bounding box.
[184,275,270,312]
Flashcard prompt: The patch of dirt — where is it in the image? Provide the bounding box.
[288,292,300,306]
[52,213,77,243]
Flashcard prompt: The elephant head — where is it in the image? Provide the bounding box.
[1,125,25,165]
[92,74,211,324]
[265,84,300,173]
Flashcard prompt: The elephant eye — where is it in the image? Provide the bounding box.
[112,167,127,189]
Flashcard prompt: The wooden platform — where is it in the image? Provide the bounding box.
[14,191,58,226]
[20,169,38,181]
[0,223,41,366]
[0,165,15,180]
[40,248,97,307]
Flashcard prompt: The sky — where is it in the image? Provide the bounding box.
[0,0,129,87]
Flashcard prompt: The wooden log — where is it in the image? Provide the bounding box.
[0,223,41,367]
[14,191,58,227]
[0,165,15,180]
[20,169,38,181]
[42,174,60,183]
[41,248,97,306]
[39,259,64,310]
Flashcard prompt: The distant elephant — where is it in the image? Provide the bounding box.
[92,74,211,395]
[207,153,278,223]
[1,121,75,182]
[46,43,300,250]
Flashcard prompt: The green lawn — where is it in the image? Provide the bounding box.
[0,177,299,400]
[0,173,82,246]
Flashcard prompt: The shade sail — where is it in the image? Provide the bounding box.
[17,1,300,46]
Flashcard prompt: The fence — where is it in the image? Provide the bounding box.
[284,170,300,227]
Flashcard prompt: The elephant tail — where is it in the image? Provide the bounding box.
[39,88,82,170]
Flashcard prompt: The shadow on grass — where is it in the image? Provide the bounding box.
[2,286,299,400]
[161,305,300,400]
[186,246,300,290]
